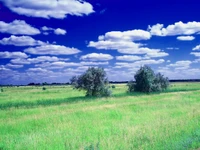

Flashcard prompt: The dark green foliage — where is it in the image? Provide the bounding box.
[128,65,169,93]
[70,67,112,97]
[42,87,46,90]
[111,85,116,89]
[127,81,135,92]
[0,89,3,92]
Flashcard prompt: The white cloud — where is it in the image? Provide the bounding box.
[167,60,192,70]
[115,59,165,68]
[27,68,49,72]
[148,21,200,36]
[116,55,143,61]
[35,61,80,69]
[41,26,67,35]
[0,20,40,35]
[24,44,81,55]
[1,0,94,19]
[41,26,54,31]
[191,52,200,57]
[145,51,169,58]
[54,28,67,35]
[6,63,24,68]
[88,29,168,58]
[0,35,45,46]
[80,61,109,66]
[88,39,167,57]
[0,51,28,59]
[27,56,69,64]
[10,58,31,64]
[192,45,200,51]
[80,53,113,61]
[177,36,195,41]
[99,29,151,41]
[166,47,179,50]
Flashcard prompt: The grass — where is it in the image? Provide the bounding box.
[0,82,200,149]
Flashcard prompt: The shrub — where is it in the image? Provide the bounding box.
[0,89,3,92]
[129,65,169,93]
[127,81,135,92]
[42,87,46,90]
[70,67,112,97]
[111,85,116,89]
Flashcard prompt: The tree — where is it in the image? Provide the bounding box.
[70,67,112,97]
[128,65,169,93]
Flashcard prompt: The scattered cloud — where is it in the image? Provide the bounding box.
[0,35,45,46]
[116,55,144,61]
[148,21,200,36]
[0,0,94,19]
[0,20,40,35]
[24,44,81,55]
[6,63,24,68]
[99,29,151,41]
[10,58,31,64]
[80,61,109,66]
[0,51,28,59]
[177,36,195,41]
[115,59,165,68]
[192,44,200,51]
[166,47,179,50]
[190,52,200,57]
[54,28,67,35]
[41,26,67,35]
[80,53,113,61]
[167,60,192,70]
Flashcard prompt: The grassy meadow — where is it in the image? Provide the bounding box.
[0,82,200,149]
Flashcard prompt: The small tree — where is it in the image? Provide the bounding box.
[128,65,169,93]
[70,67,112,97]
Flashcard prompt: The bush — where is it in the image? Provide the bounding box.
[127,81,135,92]
[129,65,169,93]
[0,89,3,92]
[70,67,112,97]
[42,87,46,90]
[111,85,116,89]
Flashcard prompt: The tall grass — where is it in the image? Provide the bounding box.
[0,83,200,149]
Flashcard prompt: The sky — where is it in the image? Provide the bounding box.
[0,0,200,85]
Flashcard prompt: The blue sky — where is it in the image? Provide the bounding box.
[0,0,200,85]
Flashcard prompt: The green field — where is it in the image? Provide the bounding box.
[0,83,200,150]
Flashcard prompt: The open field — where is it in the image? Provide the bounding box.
[0,83,200,149]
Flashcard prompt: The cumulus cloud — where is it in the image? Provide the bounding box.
[27,56,69,63]
[0,0,94,19]
[192,45,200,51]
[115,59,165,68]
[191,52,200,57]
[0,20,40,35]
[0,51,28,59]
[41,26,67,35]
[148,21,200,36]
[24,44,81,55]
[54,28,67,35]
[0,35,45,46]
[177,36,195,41]
[116,55,143,61]
[167,60,192,70]
[80,53,113,61]
[6,63,24,68]
[80,61,109,66]
[35,61,80,69]
[88,29,168,58]
[99,29,151,41]
[10,58,31,64]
